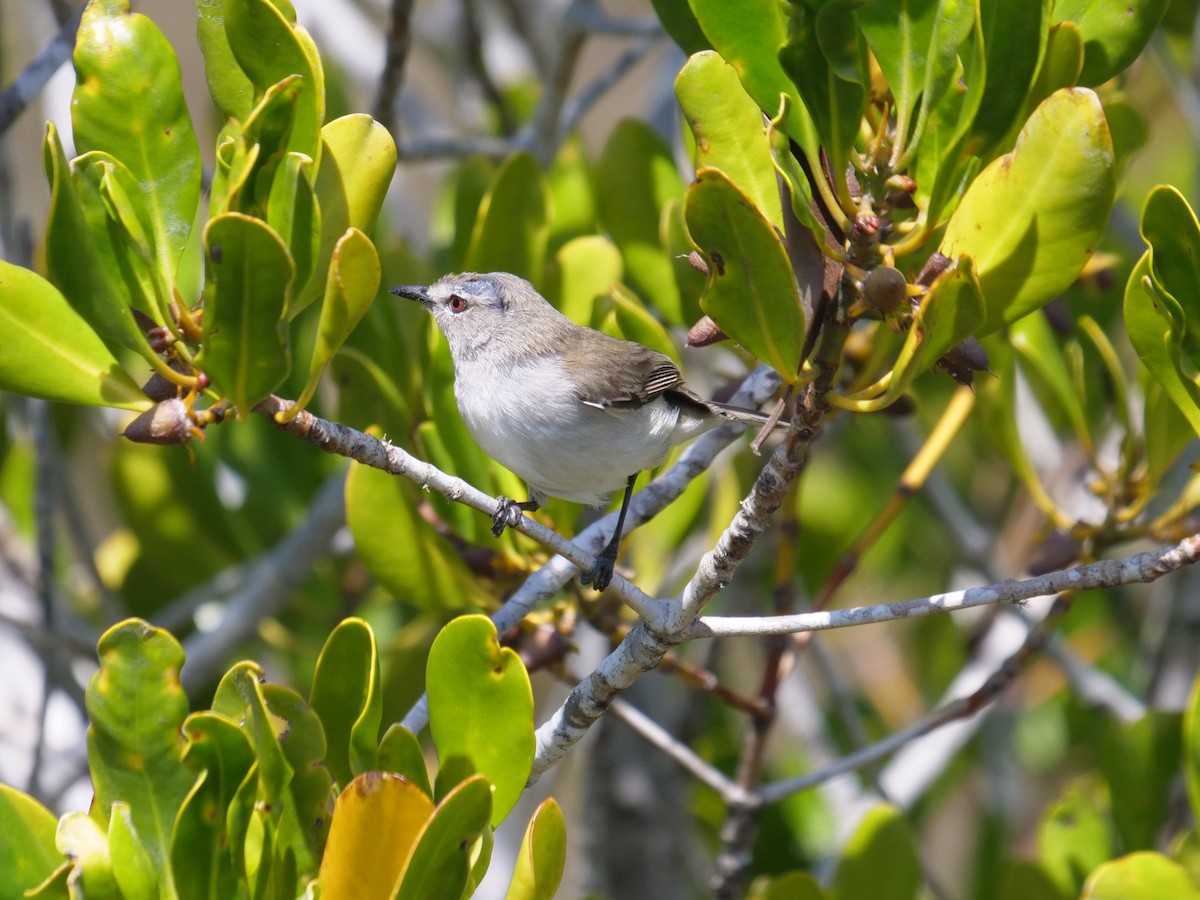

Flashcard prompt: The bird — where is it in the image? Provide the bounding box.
[392,272,774,591]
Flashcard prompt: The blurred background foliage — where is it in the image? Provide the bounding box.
[3,0,1200,897]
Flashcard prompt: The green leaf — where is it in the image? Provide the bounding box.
[344,457,490,610]
[86,620,192,888]
[56,813,119,898]
[296,115,397,315]
[594,120,685,323]
[268,152,321,299]
[0,784,61,897]
[1124,187,1200,437]
[1053,0,1170,87]
[779,2,869,196]
[172,712,256,900]
[1038,784,1113,898]
[317,771,435,897]
[859,0,940,158]
[293,228,380,414]
[0,259,150,411]
[426,615,535,827]
[685,167,806,381]
[1184,668,1200,825]
[211,663,322,882]
[688,0,820,160]
[378,724,432,797]
[107,803,157,900]
[675,50,784,232]
[72,0,201,285]
[650,0,711,54]
[310,617,383,788]
[393,775,492,900]
[970,0,1051,155]
[504,801,564,900]
[505,798,566,900]
[606,283,680,364]
[940,87,1115,335]
[42,123,157,362]
[1010,310,1092,448]
[1101,713,1182,853]
[1083,852,1200,899]
[545,235,624,325]
[1024,21,1085,116]
[832,804,921,900]
[200,212,295,413]
[757,870,829,900]
[464,152,550,283]
[223,0,325,161]
[197,0,255,120]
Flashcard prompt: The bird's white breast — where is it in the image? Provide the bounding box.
[453,353,690,506]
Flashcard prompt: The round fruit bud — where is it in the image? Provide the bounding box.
[122,399,193,445]
[862,265,908,314]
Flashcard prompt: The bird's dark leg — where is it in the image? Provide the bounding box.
[581,473,637,592]
[492,496,539,537]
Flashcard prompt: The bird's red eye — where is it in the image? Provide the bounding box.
[449,294,468,313]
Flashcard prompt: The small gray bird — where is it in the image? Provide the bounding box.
[393,272,772,591]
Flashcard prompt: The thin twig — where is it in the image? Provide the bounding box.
[0,5,82,136]
[687,533,1200,638]
[373,0,416,133]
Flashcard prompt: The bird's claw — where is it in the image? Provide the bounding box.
[491,496,525,537]
[580,548,617,592]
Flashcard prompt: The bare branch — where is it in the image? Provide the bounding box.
[373,0,416,133]
[688,534,1200,639]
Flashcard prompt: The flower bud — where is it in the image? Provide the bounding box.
[122,398,194,445]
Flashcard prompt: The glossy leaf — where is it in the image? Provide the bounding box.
[0,784,61,897]
[882,256,985,406]
[594,120,685,323]
[317,771,435,899]
[378,724,432,798]
[297,115,397,315]
[675,51,783,232]
[779,1,868,195]
[1011,310,1091,448]
[859,0,940,157]
[1054,0,1171,86]
[211,663,321,881]
[293,228,380,415]
[172,712,256,900]
[344,457,490,609]
[56,813,118,897]
[393,775,492,900]
[757,870,828,899]
[0,260,150,411]
[42,123,157,361]
[86,620,192,884]
[224,0,324,161]
[970,0,1050,155]
[201,212,294,413]
[310,617,383,788]
[107,803,156,900]
[832,805,921,900]
[72,0,200,284]
[545,235,624,324]
[686,167,805,381]
[1038,785,1113,897]
[688,0,820,160]
[426,615,535,827]
[1083,852,1200,899]
[464,152,550,283]
[268,152,321,299]
[196,0,255,120]
[1101,712,1182,853]
[1125,187,1200,436]
[505,798,567,900]
[651,0,711,54]
[940,88,1115,335]
[1024,21,1085,115]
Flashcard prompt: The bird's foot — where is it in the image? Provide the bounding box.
[580,546,618,592]
[491,496,528,537]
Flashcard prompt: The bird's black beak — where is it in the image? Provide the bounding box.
[391,285,432,305]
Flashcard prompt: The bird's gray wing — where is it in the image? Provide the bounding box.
[565,335,684,410]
